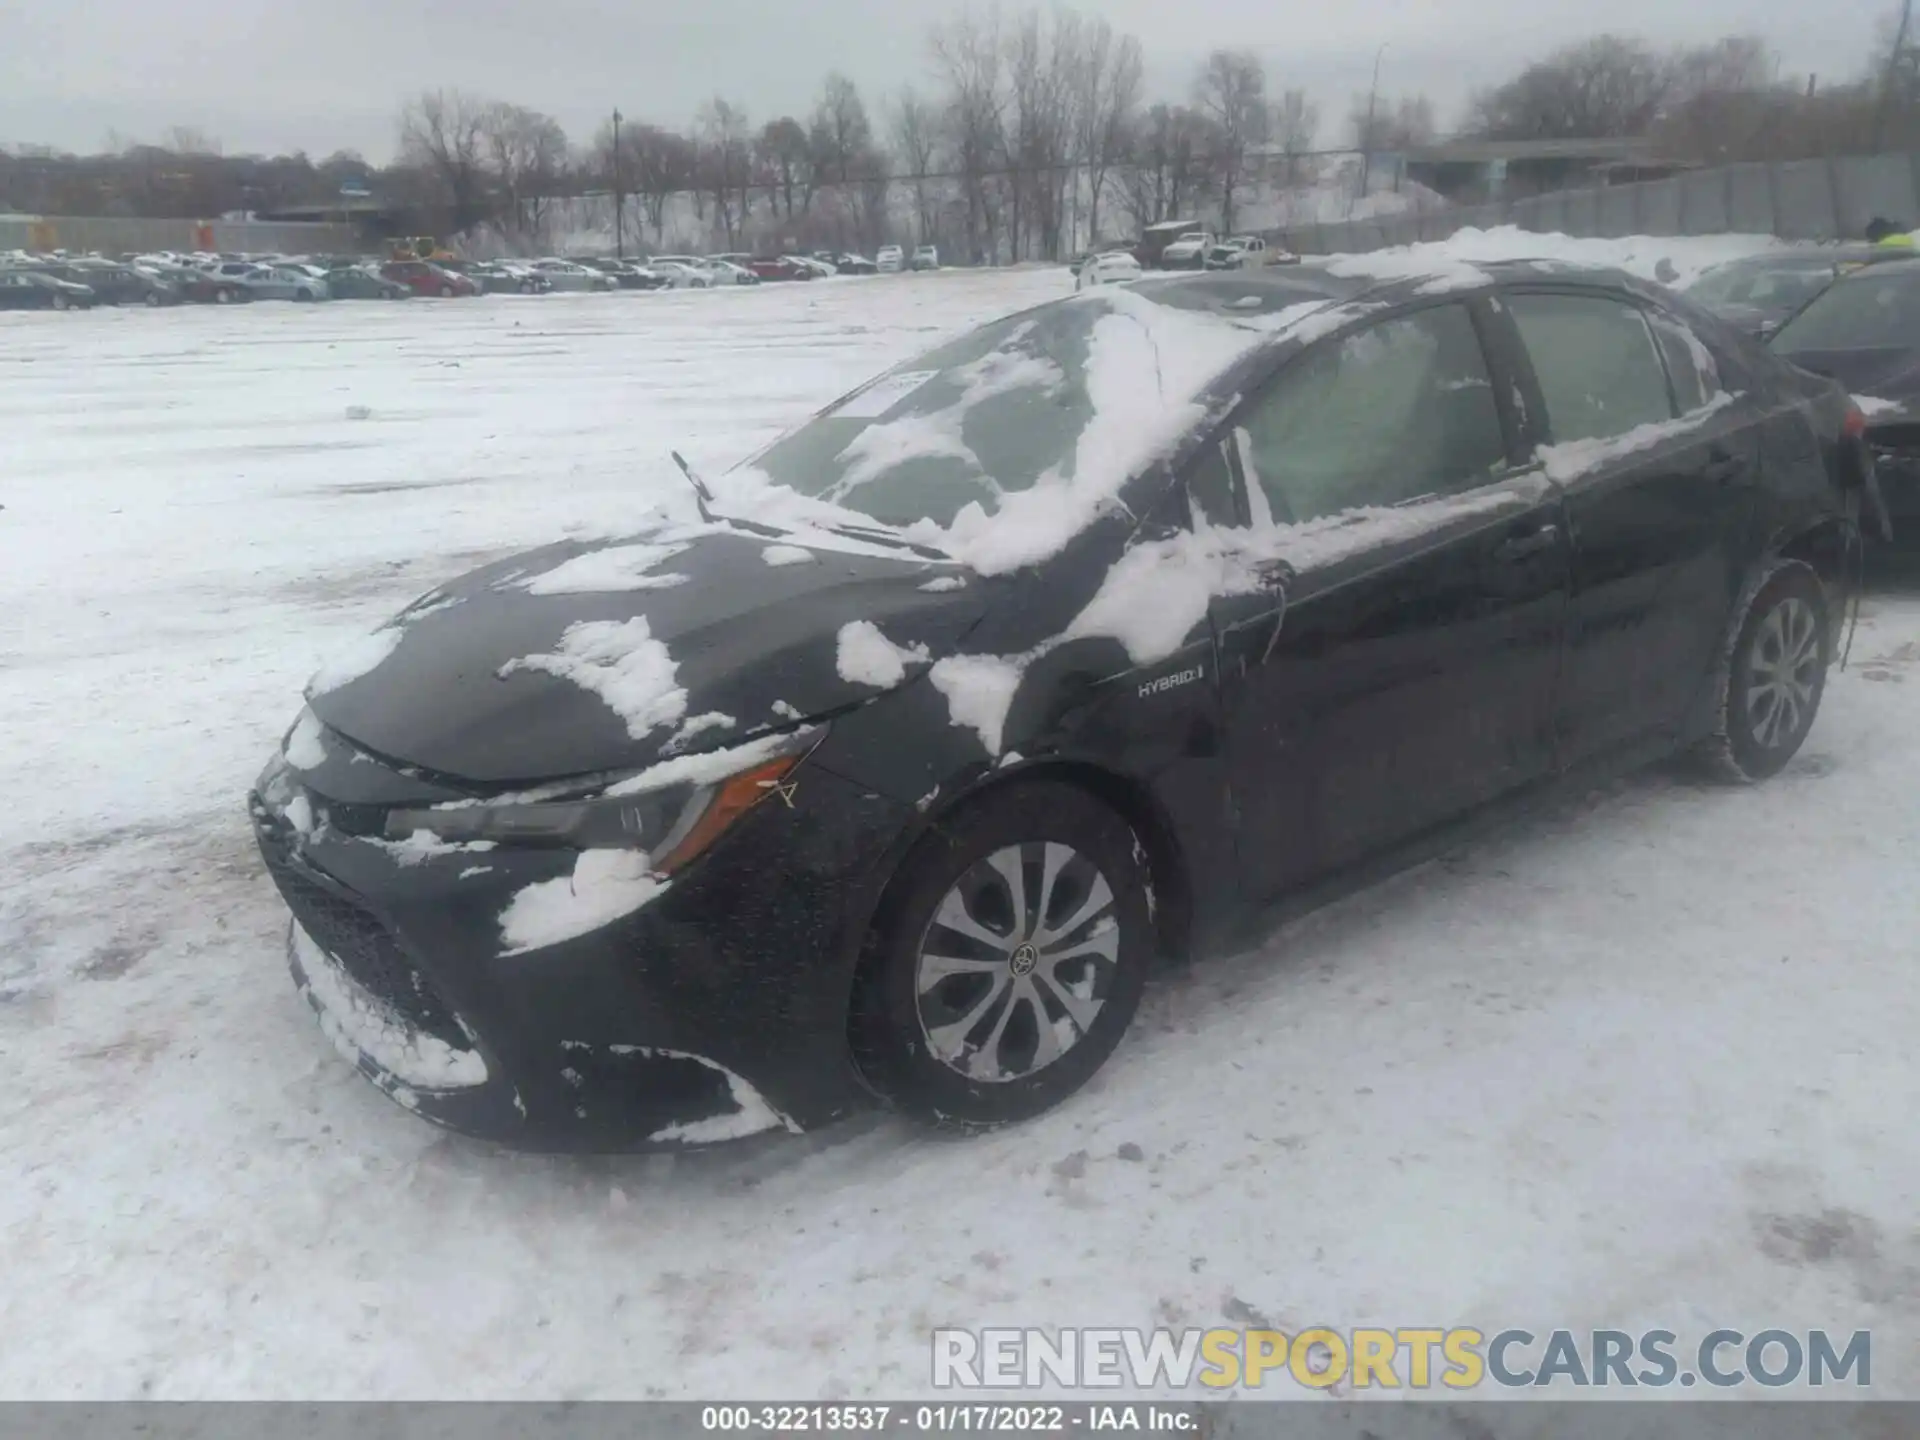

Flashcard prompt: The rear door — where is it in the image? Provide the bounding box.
[1495,287,1760,765]
[1201,298,1572,901]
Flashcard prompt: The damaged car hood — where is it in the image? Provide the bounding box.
[304,525,987,785]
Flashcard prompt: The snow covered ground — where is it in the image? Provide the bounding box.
[5,254,1920,1400]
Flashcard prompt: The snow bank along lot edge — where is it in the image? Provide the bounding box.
[4,253,1920,1398]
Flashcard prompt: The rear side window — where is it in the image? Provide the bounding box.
[1508,292,1675,443]
[1644,309,1721,413]
[1234,303,1507,524]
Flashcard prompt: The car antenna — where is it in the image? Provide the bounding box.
[670,451,716,523]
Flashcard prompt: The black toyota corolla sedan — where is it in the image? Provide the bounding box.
[252,261,1873,1150]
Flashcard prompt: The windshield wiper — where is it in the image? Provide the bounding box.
[670,451,717,523]
[823,522,951,560]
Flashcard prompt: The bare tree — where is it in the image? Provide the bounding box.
[399,90,495,235]
[1271,88,1320,186]
[480,102,567,244]
[931,8,1008,263]
[810,72,874,187]
[1193,49,1270,235]
[759,117,814,218]
[1001,9,1078,260]
[891,87,942,243]
[1118,103,1222,232]
[697,98,753,247]
[1070,15,1143,246]
[1464,34,1672,139]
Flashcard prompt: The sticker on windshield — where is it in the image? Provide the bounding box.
[831,370,937,419]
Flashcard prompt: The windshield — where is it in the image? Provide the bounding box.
[1772,265,1920,352]
[740,301,1105,528]
[1685,255,1836,308]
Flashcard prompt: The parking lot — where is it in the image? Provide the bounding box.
[5,265,1920,1398]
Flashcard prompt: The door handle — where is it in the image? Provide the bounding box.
[1495,523,1558,562]
[1703,447,1744,484]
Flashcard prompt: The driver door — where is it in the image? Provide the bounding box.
[1202,298,1573,902]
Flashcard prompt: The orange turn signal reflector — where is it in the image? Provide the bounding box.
[651,756,804,876]
[1843,402,1868,439]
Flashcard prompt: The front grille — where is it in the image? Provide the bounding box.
[255,815,467,1051]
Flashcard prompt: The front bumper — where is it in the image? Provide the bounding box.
[250,750,913,1151]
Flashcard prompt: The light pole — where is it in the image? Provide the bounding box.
[1359,43,1387,200]
[611,107,624,258]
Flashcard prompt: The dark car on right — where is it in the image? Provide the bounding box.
[1770,255,1920,540]
[1682,247,1879,338]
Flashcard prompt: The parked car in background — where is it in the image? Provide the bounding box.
[529,259,614,292]
[1768,255,1916,540]
[28,260,178,305]
[785,255,837,278]
[705,259,760,286]
[486,262,556,294]
[250,265,333,302]
[252,261,1868,1148]
[748,256,814,282]
[322,266,413,301]
[1203,244,1250,270]
[835,253,879,275]
[0,270,94,310]
[1076,250,1144,289]
[380,261,477,298]
[910,244,940,271]
[647,260,712,289]
[572,257,668,290]
[139,262,253,304]
[1684,247,1877,338]
[1159,231,1215,269]
[876,245,905,273]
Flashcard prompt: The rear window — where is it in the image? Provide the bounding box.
[1508,292,1675,443]
[1772,266,1920,352]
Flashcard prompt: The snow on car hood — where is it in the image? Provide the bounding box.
[302,522,985,785]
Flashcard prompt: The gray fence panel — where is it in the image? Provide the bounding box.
[1771,159,1840,239]
[0,215,363,256]
[1638,177,1682,235]
[1597,185,1637,237]
[1726,163,1774,233]
[1835,152,1920,237]
[1678,169,1730,232]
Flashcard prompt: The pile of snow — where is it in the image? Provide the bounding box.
[1368,224,1784,287]
[497,850,669,955]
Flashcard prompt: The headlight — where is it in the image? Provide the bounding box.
[383,726,822,875]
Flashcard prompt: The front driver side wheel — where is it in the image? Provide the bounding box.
[854,782,1153,1129]
[1697,558,1830,783]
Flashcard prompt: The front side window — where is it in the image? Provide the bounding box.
[1508,292,1675,443]
[1234,304,1508,525]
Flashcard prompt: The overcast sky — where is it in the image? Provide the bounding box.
[0,0,1884,161]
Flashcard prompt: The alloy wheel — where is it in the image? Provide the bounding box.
[1746,595,1821,750]
[913,842,1121,1084]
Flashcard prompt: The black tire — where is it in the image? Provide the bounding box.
[439,283,455,298]
[215,286,235,304]
[295,289,313,302]
[1697,558,1830,783]
[853,782,1152,1128]
[51,292,68,312]
[144,289,162,307]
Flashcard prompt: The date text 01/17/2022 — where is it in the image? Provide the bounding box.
[698,1403,1199,1432]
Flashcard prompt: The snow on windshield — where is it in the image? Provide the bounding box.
[731,287,1268,575]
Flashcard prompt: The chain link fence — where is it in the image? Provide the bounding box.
[1275,151,1920,256]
